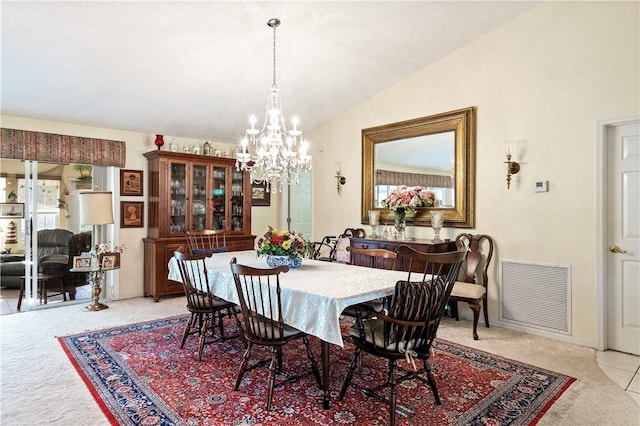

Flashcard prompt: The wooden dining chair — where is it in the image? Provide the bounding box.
[339,247,466,426]
[449,233,495,340]
[230,257,322,411]
[185,229,228,254]
[341,227,367,238]
[173,251,240,361]
[343,246,398,316]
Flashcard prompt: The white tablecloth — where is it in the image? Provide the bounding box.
[168,250,409,347]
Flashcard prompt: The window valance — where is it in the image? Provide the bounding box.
[375,169,453,188]
[0,128,126,168]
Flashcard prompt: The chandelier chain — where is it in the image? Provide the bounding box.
[272,23,277,88]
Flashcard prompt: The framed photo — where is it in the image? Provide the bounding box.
[120,201,144,228]
[0,203,24,219]
[72,256,93,270]
[120,169,144,196]
[100,252,120,270]
[251,183,271,207]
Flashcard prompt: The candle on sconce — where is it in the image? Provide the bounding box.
[505,140,514,156]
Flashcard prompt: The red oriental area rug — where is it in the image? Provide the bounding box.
[59,315,575,425]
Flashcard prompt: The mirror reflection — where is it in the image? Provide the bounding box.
[374,131,455,208]
[0,158,95,312]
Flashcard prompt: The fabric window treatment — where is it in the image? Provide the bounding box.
[0,128,126,168]
[375,169,453,188]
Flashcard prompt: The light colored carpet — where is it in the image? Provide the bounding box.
[1,296,638,425]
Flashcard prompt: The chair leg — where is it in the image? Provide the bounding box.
[216,310,225,338]
[276,346,283,371]
[451,301,460,321]
[181,313,196,349]
[266,347,278,411]
[235,343,252,391]
[339,347,361,400]
[17,278,25,312]
[197,313,209,360]
[388,359,398,426]
[483,295,490,328]
[423,359,441,405]
[469,301,481,340]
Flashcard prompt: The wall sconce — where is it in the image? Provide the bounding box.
[335,162,346,195]
[504,141,520,189]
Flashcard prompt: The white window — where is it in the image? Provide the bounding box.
[18,178,61,229]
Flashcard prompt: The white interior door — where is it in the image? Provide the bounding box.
[607,120,640,355]
[287,171,312,238]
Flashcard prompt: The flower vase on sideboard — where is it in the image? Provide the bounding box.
[394,208,406,240]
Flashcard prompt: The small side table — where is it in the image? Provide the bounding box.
[70,267,120,311]
[17,273,66,311]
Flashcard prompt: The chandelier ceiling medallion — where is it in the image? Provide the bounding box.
[235,18,312,191]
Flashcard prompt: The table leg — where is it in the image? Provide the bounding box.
[85,271,109,311]
[321,340,330,409]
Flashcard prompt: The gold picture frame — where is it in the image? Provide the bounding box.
[100,252,120,270]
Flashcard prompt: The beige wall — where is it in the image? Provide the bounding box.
[307,2,639,346]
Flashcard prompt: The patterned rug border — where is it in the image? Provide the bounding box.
[58,315,576,426]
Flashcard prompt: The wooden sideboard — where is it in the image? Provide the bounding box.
[349,237,457,271]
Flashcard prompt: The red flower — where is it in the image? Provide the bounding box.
[270,235,284,246]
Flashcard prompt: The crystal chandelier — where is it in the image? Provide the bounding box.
[235,18,312,191]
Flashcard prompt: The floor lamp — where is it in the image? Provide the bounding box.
[78,191,114,311]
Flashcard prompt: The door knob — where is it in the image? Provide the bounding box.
[609,245,628,254]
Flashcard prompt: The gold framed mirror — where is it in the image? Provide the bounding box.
[361,106,475,228]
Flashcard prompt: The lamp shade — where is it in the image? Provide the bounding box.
[79,191,114,225]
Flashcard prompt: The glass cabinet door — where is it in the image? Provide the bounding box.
[231,169,245,231]
[191,164,207,230]
[169,162,186,234]
[211,166,226,230]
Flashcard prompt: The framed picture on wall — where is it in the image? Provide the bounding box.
[0,203,24,219]
[251,183,270,207]
[120,201,144,228]
[120,169,143,196]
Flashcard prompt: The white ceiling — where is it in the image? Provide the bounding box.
[1,1,537,145]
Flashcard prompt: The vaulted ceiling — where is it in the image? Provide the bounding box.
[1,1,537,145]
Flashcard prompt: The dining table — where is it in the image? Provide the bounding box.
[167,249,410,409]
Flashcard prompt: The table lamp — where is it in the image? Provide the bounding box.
[79,191,114,311]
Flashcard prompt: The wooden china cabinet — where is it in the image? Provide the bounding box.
[143,150,255,301]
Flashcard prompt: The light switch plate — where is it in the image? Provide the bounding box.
[533,180,548,192]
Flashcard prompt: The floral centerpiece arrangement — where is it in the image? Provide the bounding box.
[381,185,437,213]
[256,226,310,267]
